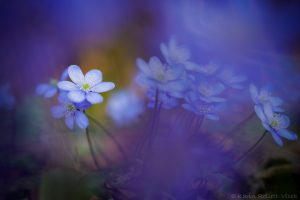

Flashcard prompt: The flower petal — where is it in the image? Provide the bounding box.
[57,81,78,91]
[160,43,170,63]
[149,56,165,75]
[86,92,103,104]
[165,65,184,80]
[36,84,51,95]
[270,132,283,146]
[68,90,85,103]
[51,105,67,118]
[84,69,102,87]
[263,103,274,119]
[136,58,152,76]
[254,105,266,122]
[277,129,298,140]
[249,84,258,102]
[44,87,57,98]
[91,82,115,93]
[68,65,84,85]
[75,111,89,129]
[60,68,69,80]
[65,115,74,129]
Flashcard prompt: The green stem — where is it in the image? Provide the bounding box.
[87,114,128,160]
[234,130,267,165]
[85,127,102,170]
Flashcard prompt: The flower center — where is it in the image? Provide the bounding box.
[269,113,282,130]
[157,74,165,81]
[67,104,76,112]
[271,120,278,128]
[83,83,90,91]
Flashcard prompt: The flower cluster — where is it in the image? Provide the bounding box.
[250,85,297,146]
[136,38,246,120]
[36,65,115,130]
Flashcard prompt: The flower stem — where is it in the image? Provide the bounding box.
[85,127,102,170]
[234,130,267,165]
[86,114,128,160]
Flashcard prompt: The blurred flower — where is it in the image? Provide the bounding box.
[190,77,226,103]
[160,37,190,64]
[254,103,297,146]
[136,56,187,93]
[160,37,199,72]
[51,92,90,130]
[0,83,15,110]
[189,62,219,76]
[183,93,223,120]
[217,69,246,89]
[58,65,115,104]
[249,84,284,112]
[147,89,178,109]
[106,90,144,126]
[36,69,68,98]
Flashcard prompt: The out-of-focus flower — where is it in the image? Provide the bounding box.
[160,37,199,72]
[106,90,144,126]
[0,84,15,110]
[36,69,68,98]
[136,56,187,93]
[147,89,178,109]
[51,92,90,130]
[217,69,246,89]
[160,37,190,64]
[189,62,219,76]
[249,84,284,112]
[58,65,115,104]
[254,103,297,146]
[190,78,226,103]
[183,94,222,120]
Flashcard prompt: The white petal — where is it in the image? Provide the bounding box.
[57,81,78,91]
[263,103,274,119]
[51,105,67,118]
[249,84,258,102]
[68,65,84,85]
[270,132,283,146]
[86,92,103,104]
[136,58,152,76]
[277,129,297,140]
[149,56,165,75]
[44,87,57,98]
[68,90,85,103]
[75,111,89,129]
[254,105,266,122]
[36,84,50,95]
[91,82,115,93]
[84,69,102,87]
[65,115,74,129]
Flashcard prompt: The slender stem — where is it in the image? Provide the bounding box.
[234,131,267,165]
[86,114,128,160]
[85,127,102,170]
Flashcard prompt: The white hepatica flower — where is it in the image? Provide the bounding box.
[58,65,115,104]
